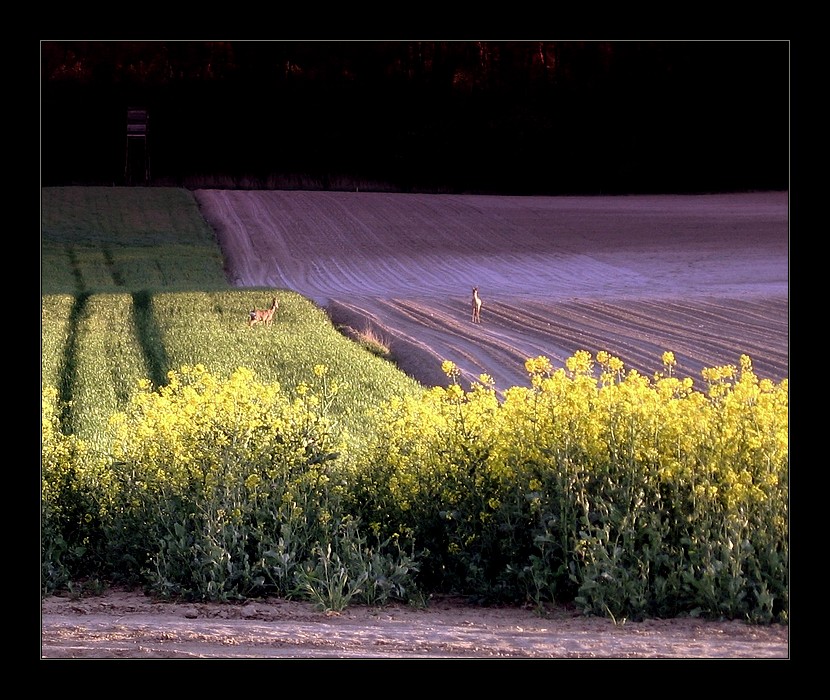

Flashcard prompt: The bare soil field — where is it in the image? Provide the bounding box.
[41,190,789,659]
[196,190,788,391]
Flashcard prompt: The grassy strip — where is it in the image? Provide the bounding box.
[41,186,229,295]
[41,186,424,450]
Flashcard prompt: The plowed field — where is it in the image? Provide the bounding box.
[195,190,788,390]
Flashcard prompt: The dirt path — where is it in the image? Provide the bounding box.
[41,590,789,659]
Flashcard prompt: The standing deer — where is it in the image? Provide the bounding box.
[249,296,278,327]
[471,287,482,324]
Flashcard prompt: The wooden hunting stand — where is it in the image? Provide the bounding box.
[124,108,150,185]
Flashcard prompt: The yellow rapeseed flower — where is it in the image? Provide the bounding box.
[442,360,459,378]
[565,350,593,376]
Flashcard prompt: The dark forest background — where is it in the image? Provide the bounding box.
[40,41,790,195]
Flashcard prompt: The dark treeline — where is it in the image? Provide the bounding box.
[41,41,789,194]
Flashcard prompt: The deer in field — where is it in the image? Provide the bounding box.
[249,296,279,327]
[471,287,482,324]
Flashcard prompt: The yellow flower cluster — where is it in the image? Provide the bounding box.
[41,387,87,513]
[107,364,339,500]
[370,351,787,534]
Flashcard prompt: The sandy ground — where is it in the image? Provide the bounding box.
[41,191,789,659]
[41,589,789,659]
[196,190,788,390]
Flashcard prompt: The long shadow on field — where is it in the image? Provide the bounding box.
[131,291,170,390]
[57,292,89,433]
[66,245,85,295]
[102,245,125,288]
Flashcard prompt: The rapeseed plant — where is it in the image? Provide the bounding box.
[43,350,788,619]
[355,351,787,620]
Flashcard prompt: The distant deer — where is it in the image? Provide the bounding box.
[471,287,482,324]
[249,296,278,327]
